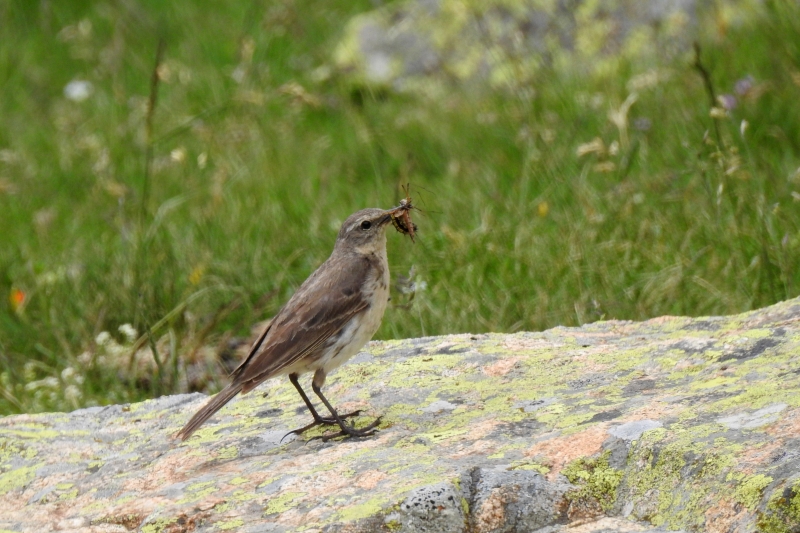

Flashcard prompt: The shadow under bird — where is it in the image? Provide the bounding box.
[176,206,414,442]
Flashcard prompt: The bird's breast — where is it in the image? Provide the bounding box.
[317,251,390,374]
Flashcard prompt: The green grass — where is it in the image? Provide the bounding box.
[1,1,799,414]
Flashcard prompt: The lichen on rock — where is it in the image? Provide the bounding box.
[331,0,765,96]
[1,298,800,531]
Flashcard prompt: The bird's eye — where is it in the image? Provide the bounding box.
[360,220,372,230]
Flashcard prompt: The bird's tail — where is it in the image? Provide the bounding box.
[175,383,244,441]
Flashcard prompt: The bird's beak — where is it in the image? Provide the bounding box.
[381,204,407,225]
[377,211,394,227]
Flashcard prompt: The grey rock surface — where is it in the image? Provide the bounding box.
[332,0,762,93]
[2,298,800,532]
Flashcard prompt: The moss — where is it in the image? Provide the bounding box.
[186,480,215,491]
[58,488,79,500]
[336,496,386,522]
[385,519,402,530]
[739,329,775,340]
[177,481,218,505]
[562,451,623,512]
[625,434,694,526]
[591,347,650,372]
[757,480,800,533]
[216,446,238,460]
[623,420,781,531]
[690,376,738,390]
[90,513,144,529]
[734,474,772,511]
[140,518,178,533]
[212,502,231,513]
[533,403,567,425]
[181,424,240,446]
[1,428,61,440]
[508,460,550,475]
[263,491,306,515]
[115,494,136,505]
[216,518,244,530]
[0,438,37,463]
[708,382,788,412]
[230,489,258,502]
[697,450,737,479]
[0,463,42,495]
[255,476,280,490]
[178,486,217,504]
[419,426,470,444]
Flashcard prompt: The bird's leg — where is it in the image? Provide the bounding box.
[310,377,381,442]
[285,373,362,438]
[289,373,332,423]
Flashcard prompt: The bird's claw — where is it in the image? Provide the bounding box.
[280,410,367,443]
[315,416,382,442]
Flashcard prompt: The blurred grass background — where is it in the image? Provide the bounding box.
[1,1,799,414]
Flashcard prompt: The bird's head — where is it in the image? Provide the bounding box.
[334,208,394,255]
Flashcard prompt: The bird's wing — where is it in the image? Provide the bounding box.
[232,254,375,391]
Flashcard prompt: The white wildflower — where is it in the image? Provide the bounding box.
[576,138,606,158]
[118,324,138,343]
[64,80,94,102]
[64,385,82,403]
[95,331,111,346]
[23,362,37,381]
[170,147,187,163]
[25,376,60,391]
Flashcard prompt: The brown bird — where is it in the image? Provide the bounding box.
[176,207,402,441]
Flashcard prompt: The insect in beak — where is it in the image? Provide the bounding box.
[389,186,417,242]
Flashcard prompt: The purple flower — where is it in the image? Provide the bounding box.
[718,94,737,110]
[735,75,755,96]
[633,117,652,131]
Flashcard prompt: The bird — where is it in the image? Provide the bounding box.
[176,207,403,442]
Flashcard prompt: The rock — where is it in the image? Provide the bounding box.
[608,420,663,442]
[331,0,764,94]
[2,298,800,532]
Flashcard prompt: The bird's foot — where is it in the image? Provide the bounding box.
[281,410,364,442]
[315,409,363,426]
[315,416,382,442]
